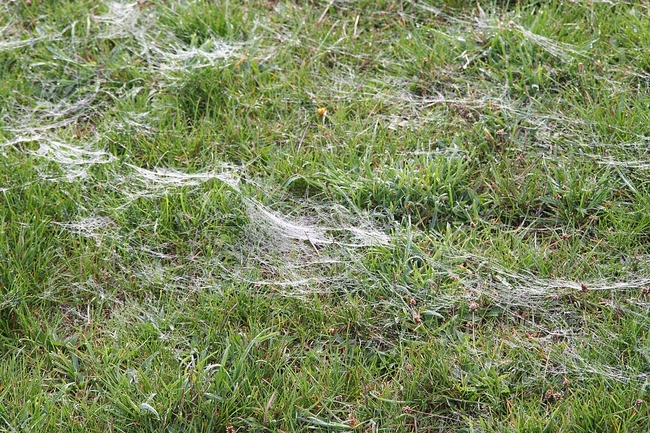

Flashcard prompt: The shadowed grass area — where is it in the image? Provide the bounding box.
[1,0,650,432]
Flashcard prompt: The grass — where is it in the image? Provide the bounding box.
[1,0,650,431]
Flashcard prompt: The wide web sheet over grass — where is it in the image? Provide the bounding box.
[1,1,649,432]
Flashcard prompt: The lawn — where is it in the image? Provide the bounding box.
[1,0,649,431]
